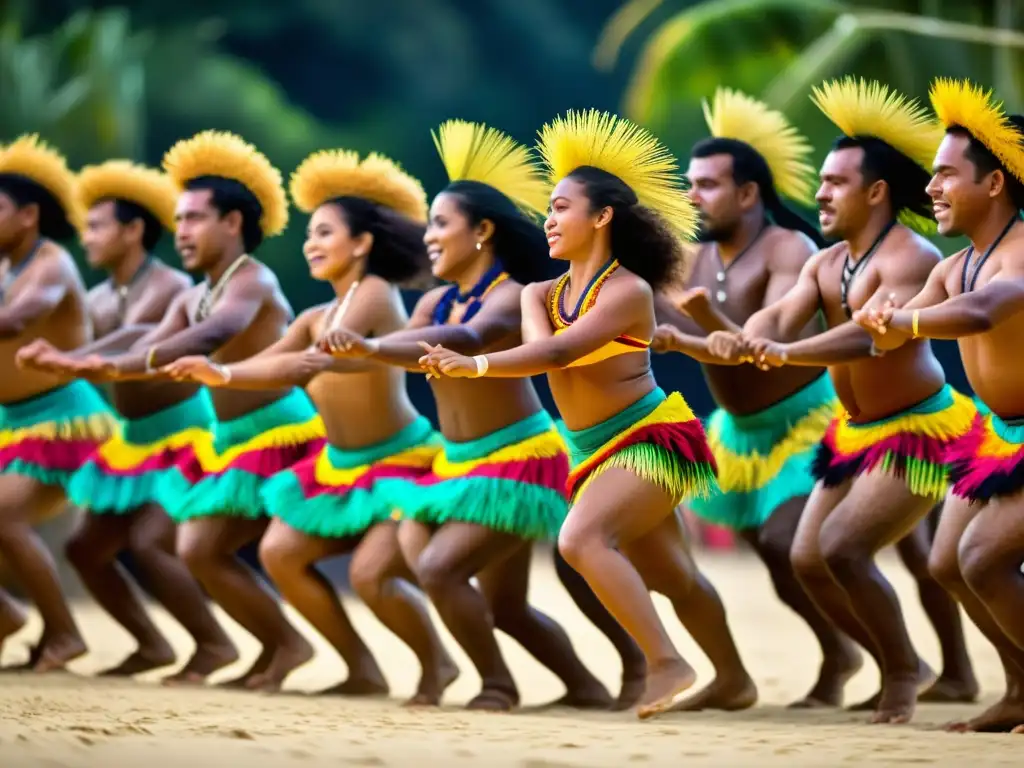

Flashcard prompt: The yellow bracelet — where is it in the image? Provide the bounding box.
[911,310,920,338]
[145,346,159,372]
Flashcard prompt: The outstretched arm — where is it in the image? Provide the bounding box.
[743,250,823,341]
[887,273,1024,339]
[652,324,744,365]
[854,257,957,346]
[419,277,651,378]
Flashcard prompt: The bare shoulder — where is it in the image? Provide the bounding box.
[608,266,654,301]
[765,226,817,267]
[879,227,942,282]
[152,260,194,293]
[35,241,81,282]
[524,278,557,299]
[360,274,400,302]
[414,284,450,314]
[807,242,844,271]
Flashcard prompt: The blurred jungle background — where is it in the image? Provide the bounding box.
[4,0,1023,573]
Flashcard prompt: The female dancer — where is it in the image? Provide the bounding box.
[417,111,756,719]
[320,120,643,711]
[163,150,457,700]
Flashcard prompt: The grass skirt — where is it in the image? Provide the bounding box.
[812,385,975,501]
[0,381,117,488]
[163,388,325,522]
[561,387,718,506]
[68,390,214,514]
[947,398,1024,503]
[691,374,836,530]
[400,410,569,541]
[261,416,441,538]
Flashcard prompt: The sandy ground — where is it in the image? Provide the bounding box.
[0,548,1019,767]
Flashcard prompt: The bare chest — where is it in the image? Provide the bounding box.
[687,250,770,322]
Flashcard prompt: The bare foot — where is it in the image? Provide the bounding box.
[28,633,87,673]
[944,696,1024,733]
[552,680,614,711]
[213,647,275,689]
[1012,724,1024,734]
[850,657,934,712]
[918,674,980,704]
[670,672,758,713]
[403,656,460,707]
[319,674,390,697]
[636,658,697,720]
[788,641,863,709]
[246,637,315,693]
[466,686,519,712]
[871,672,918,724]
[613,665,647,711]
[99,643,176,677]
[161,641,240,686]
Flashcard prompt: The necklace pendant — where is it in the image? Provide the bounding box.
[716,271,726,282]
[716,290,727,303]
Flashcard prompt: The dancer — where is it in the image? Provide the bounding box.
[320,120,625,711]
[856,78,1024,732]
[46,131,323,688]
[163,149,457,700]
[0,135,117,671]
[417,109,756,720]
[18,160,237,679]
[654,88,861,708]
[710,78,977,724]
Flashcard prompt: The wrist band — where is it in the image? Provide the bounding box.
[364,338,380,354]
[912,310,920,338]
[472,354,489,377]
[211,363,233,384]
[145,347,158,373]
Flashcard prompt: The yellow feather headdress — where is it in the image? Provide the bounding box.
[811,77,943,233]
[162,130,288,237]
[929,78,1024,185]
[702,88,816,206]
[77,161,179,233]
[289,150,427,223]
[431,120,549,218]
[0,134,84,233]
[536,109,698,241]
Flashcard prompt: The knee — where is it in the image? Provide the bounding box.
[414,547,457,596]
[349,556,387,604]
[176,529,219,577]
[556,522,605,573]
[64,528,98,569]
[958,538,999,599]
[256,528,304,579]
[789,539,827,586]
[927,542,964,595]
[127,518,169,559]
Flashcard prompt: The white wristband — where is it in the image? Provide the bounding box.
[211,363,232,383]
[364,338,380,354]
[472,354,489,377]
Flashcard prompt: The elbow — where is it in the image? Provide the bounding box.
[968,309,994,333]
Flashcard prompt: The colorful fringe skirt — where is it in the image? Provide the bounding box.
[164,388,326,522]
[812,384,976,501]
[691,374,837,530]
[67,390,215,515]
[0,381,117,488]
[402,410,569,541]
[260,416,441,538]
[560,387,718,505]
[947,398,1024,503]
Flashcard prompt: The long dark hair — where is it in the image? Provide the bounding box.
[690,137,825,247]
[833,135,933,222]
[0,174,75,241]
[947,116,1024,211]
[565,165,682,291]
[442,180,555,285]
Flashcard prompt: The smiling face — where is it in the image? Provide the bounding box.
[544,176,608,260]
[927,131,999,238]
[302,202,370,281]
[686,153,744,242]
[173,188,240,271]
[423,191,490,281]
[815,146,878,239]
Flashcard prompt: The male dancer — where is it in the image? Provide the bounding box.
[856,79,1024,732]
[658,88,977,708]
[653,88,860,708]
[708,78,977,724]
[0,135,117,671]
[19,161,237,679]
[41,131,322,688]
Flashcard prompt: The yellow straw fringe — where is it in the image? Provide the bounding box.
[831,391,975,454]
[976,417,1022,459]
[431,429,566,479]
[711,402,835,493]
[97,426,209,470]
[314,444,441,486]
[571,392,698,482]
[0,413,117,450]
